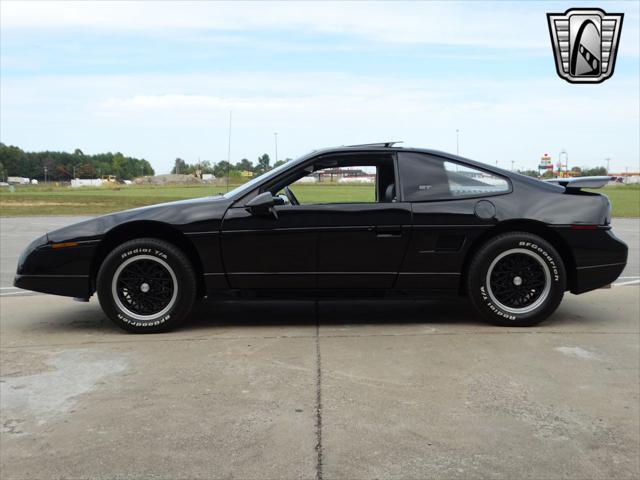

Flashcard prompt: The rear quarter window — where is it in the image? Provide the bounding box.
[398,152,510,201]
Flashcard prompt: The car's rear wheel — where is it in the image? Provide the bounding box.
[467,232,566,327]
[97,238,196,333]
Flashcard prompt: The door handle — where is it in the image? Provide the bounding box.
[375,226,403,238]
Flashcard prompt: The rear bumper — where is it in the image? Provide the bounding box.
[572,261,626,294]
[552,227,628,294]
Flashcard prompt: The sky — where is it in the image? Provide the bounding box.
[1,0,639,174]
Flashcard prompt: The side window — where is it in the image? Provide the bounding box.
[398,152,509,201]
[443,161,509,197]
[271,154,398,205]
[283,167,377,204]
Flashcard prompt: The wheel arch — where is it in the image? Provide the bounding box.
[460,219,576,293]
[90,221,206,297]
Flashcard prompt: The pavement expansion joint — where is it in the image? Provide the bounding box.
[314,300,324,480]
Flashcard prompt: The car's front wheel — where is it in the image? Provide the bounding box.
[97,238,197,333]
[467,232,566,327]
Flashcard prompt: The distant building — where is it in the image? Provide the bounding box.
[71,178,104,188]
[611,175,640,184]
[338,176,375,183]
[317,168,375,182]
[297,176,319,183]
[7,176,30,185]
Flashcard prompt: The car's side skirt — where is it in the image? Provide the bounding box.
[395,272,461,290]
[203,271,462,292]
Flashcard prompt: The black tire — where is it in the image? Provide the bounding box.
[97,238,197,333]
[467,232,566,327]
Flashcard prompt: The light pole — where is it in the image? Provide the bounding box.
[559,149,568,176]
[456,129,459,156]
[274,132,278,165]
[226,110,232,191]
[44,166,47,183]
[606,158,611,174]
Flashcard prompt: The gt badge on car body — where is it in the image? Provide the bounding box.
[547,8,623,84]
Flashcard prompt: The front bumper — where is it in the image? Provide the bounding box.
[14,274,92,297]
[14,234,98,298]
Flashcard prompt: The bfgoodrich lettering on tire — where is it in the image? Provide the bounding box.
[97,238,197,333]
[467,232,566,327]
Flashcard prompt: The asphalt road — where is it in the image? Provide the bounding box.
[1,216,639,479]
[1,216,639,291]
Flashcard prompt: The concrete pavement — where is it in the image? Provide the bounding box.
[1,289,639,479]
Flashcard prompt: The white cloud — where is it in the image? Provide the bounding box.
[2,72,638,173]
[3,1,637,54]
[0,1,573,49]
[99,94,305,113]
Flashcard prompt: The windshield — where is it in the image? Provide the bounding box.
[222,152,311,199]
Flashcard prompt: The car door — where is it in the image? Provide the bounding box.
[294,153,411,289]
[394,151,511,290]
[221,152,413,290]
[221,203,319,289]
[314,201,412,288]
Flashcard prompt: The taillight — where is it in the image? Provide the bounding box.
[570,225,599,230]
[604,197,612,225]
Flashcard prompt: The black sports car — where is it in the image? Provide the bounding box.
[15,144,627,332]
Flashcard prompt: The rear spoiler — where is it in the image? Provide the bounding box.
[544,176,611,189]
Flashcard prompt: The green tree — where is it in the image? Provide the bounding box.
[42,155,55,180]
[110,152,124,178]
[517,169,539,178]
[0,144,24,177]
[191,160,215,175]
[77,163,96,179]
[0,143,154,180]
[255,153,271,174]
[56,163,72,179]
[583,166,607,176]
[140,159,154,176]
[171,158,188,174]
[235,158,254,172]
[213,161,232,178]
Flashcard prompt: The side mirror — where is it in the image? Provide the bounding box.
[246,192,278,218]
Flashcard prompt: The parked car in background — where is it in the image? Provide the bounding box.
[15,143,628,332]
